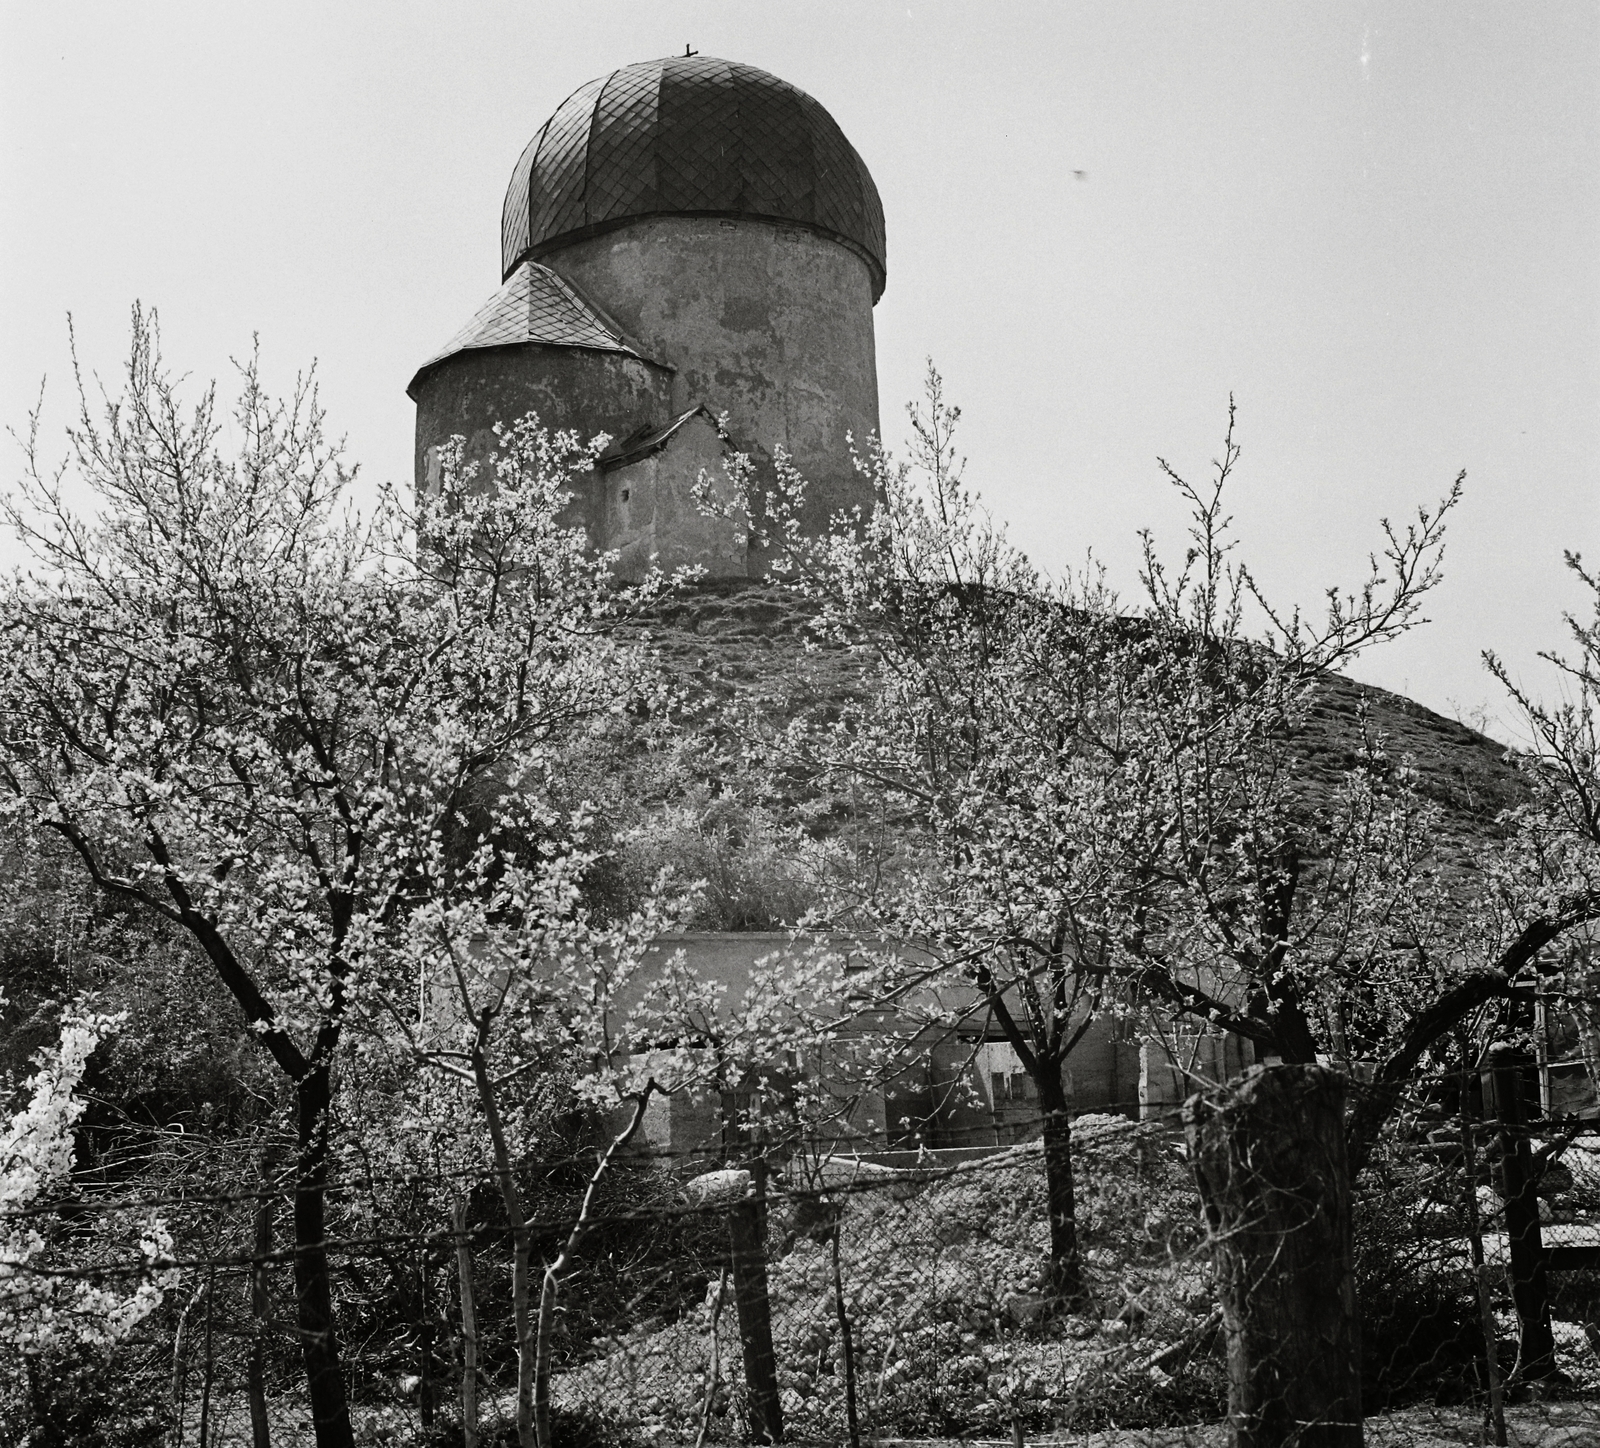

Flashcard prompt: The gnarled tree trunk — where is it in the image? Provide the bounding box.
[1186,1064,1361,1448]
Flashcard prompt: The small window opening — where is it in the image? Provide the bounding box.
[620,488,630,502]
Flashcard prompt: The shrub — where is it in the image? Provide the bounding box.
[1354,1146,1482,1409]
[1,1344,171,1448]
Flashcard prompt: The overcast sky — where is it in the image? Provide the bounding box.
[3,2,1595,738]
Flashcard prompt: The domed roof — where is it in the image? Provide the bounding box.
[501,54,886,300]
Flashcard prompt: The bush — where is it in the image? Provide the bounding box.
[1354,1148,1483,1409]
[1,1345,171,1448]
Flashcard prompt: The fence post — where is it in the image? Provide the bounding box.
[1185,1063,1361,1448]
[1487,1045,1556,1381]
[1457,1071,1507,1446]
[452,1196,480,1448]
[246,1150,278,1448]
[728,1155,783,1444]
[829,1209,861,1448]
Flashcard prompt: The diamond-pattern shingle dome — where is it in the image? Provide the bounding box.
[501,55,887,300]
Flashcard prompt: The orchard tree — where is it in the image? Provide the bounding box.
[1019,418,1600,1175]
[1090,408,1466,1159]
[728,372,1600,1178]
[0,310,667,1448]
[1,1004,177,1397]
[704,369,1178,1307]
[706,373,1535,1308]
[1109,433,1600,1175]
[370,825,883,1448]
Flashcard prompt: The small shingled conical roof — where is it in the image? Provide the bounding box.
[501,54,886,300]
[406,261,650,398]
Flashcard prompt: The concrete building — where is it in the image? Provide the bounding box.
[613,935,1253,1165]
[409,53,885,579]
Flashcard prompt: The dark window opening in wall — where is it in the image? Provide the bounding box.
[620,489,630,502]
[721,1089,759,1155]
[886,1095,936,1148]
[990,1072,1008,1107]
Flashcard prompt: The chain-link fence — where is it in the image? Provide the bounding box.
[547,1115,1218,1444]
[539,1090,1598,1447]
[6,1068,1600,1447]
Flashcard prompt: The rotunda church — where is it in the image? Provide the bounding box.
[408,53,886,579]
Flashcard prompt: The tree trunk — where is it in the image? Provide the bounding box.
[198,1265,217,1448]
[1457,1079,1507,1446]
[695,1267,730,1448]
[1186,1064,1361,1448]
[452,1197,479,1448]
[830,1217,861,1448]
[468,1043,536,1448]
[533,1096,651,1448]
[510,1228,535,1448]
[533,1263,560,1448]
[293,1066,354,1448]
[1037,1074,1092,1309]
[171,1279,205,1446]
[728,1159,783,1444]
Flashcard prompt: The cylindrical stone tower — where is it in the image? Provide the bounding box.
[410,54,886,578]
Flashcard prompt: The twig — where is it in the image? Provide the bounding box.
[694,1267,730,1448]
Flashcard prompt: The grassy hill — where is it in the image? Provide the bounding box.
[624,577,1524,875]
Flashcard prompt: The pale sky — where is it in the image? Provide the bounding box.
[3,2,1595,738]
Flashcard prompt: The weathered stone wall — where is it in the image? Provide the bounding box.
[607,935,1222,1162]
[602,412,747,579]
[411,342,672,539]
[915,1026,1145,1150]
[542,216,880,573]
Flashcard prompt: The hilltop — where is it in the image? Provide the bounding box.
[623,577,1524,871]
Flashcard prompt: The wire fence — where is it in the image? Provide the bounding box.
[554,1119,1220,1443]
[5,1066,1600,1447]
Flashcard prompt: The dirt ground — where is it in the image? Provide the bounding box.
[185,1393,1599,1446]
[878,1399,1598,1447]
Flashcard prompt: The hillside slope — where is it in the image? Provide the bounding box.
[626,578,1524,871]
